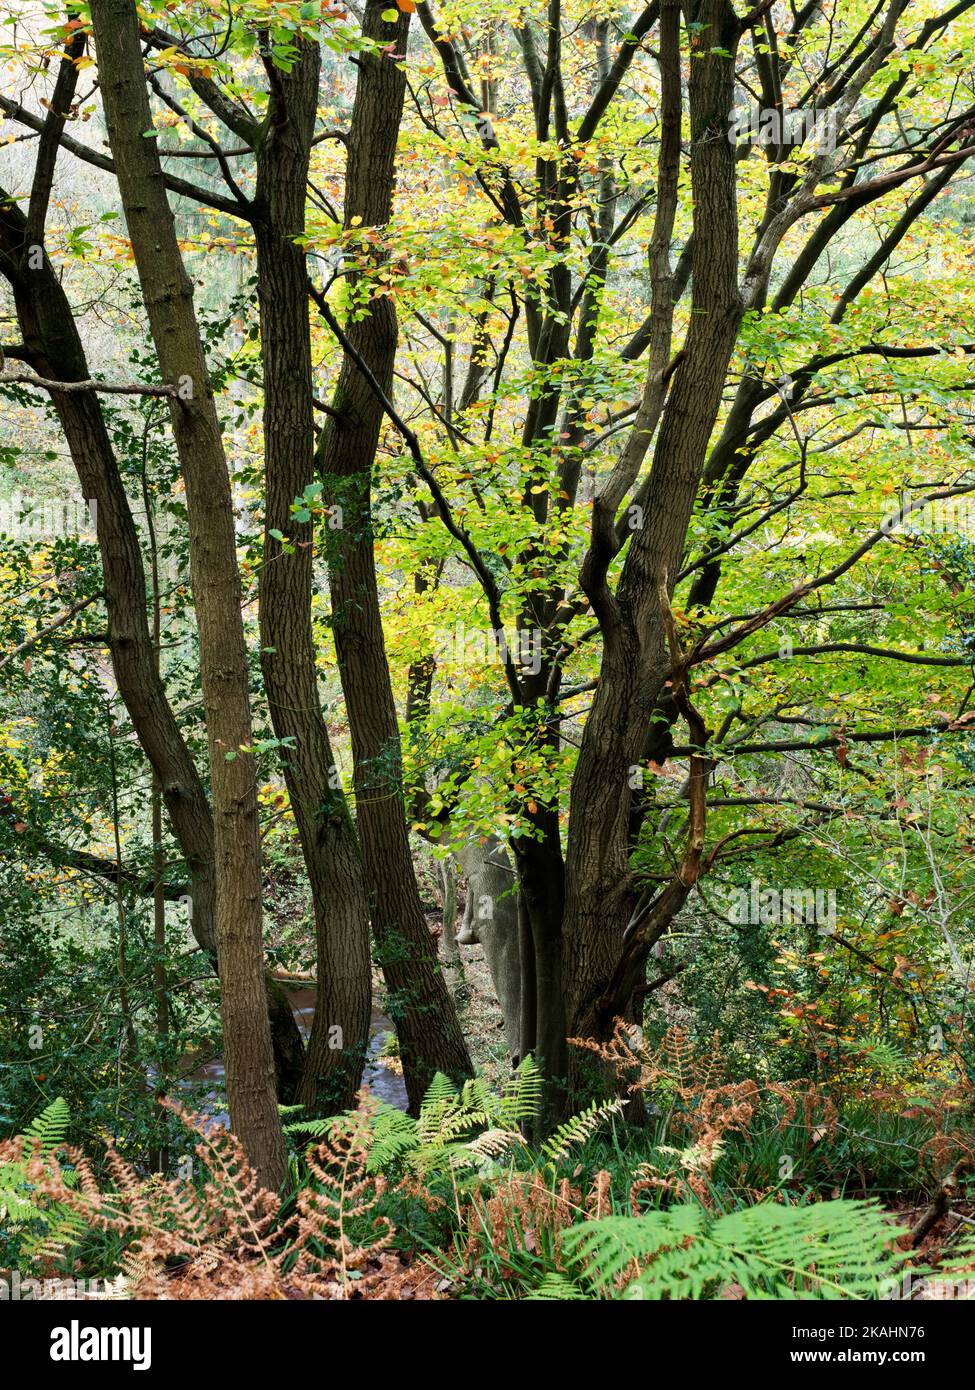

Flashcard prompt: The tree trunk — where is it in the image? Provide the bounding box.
[562,0,744,1096]
[508,727,566,1108]
[91,0,286,1188]
[0,194,307,1106]
[456,837,521,1060]
[253,37,372,1113]
[315,0,471,1108]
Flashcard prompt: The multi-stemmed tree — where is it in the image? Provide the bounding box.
[2,0,974,1170]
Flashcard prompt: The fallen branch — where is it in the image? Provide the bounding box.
[908,1158,971,1249]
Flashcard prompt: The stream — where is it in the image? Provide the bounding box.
[182,985,409,1128]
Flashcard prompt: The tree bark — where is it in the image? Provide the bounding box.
[562,0,744,1092]
[252,36,373,1113]
[90,0,286,1188]
[456,837,521,1059]
[315,0,472,1108]
[0,199,218,959]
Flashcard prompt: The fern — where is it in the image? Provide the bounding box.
[526,1272,588,1300]
[540,1099,625,1168]
[496,1057,544,1127]
[407,1063,564,1176]
[277,1104,306,1121]
[0,1098,83,1261]
[27,1103,405,1299]
[284,1115,331,1139]
[562,1198,908,1300]
[836,1036,910,1079]
[290,1063,618,1187]
[423,1073,461,1107]
[22,1096,70,1151]
[363,1104,418,1174]
[0,1176,37,1224]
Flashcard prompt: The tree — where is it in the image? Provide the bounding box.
[89,0,285,1187]
[250,28,373,1113]
[364,0,975,1106]
[313,0,473,1107]
[2,0,974,1142]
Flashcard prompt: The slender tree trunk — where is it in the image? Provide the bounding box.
[141,452,169,1172]
[511,807,565,1088]
[0,198,306,1103]
[518,891,537,1067]
[0,201,218,958]
[253,37,373,1113]
[562,0,744,1095]
[437,857,466,1006]
[509,659,566,1106]
[148,769,170,1174]
[107,709,138,1064]
[91,0,286,1188]
[315,0,471,1108]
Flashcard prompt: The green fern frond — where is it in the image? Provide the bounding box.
[563,1198,907,1300]
[459,1075,495,1114]
[416,1097,488,1151]
[422,1073,460,1106]
[284,1116,331,1139]
[411,1106,484,1162]
[0,1099,80,1261]
[23,1097,70,1152]
[525,1272,588,1300]
[0,1187,37,1223]
[540,1099,625,1168]
[497,1057,544,1127]
[836,1036,910,1078]
[363,1104,418,1173]
[20,1208,88,1261]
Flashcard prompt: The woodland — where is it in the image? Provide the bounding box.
[2,0,975,1305]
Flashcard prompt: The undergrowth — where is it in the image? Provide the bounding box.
[3,1026,974,1300]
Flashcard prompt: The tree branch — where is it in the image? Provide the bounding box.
[0,591,104,674]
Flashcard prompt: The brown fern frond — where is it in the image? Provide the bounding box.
[20,1102,412,1300]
